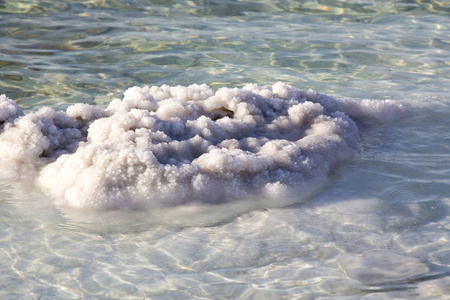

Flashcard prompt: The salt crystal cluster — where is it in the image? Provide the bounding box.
[0,83,407,209]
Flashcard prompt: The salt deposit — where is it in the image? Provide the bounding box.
[338,250,430,286]
[0,83,408,209]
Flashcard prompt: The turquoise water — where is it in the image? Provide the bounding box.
[1,0,450,299]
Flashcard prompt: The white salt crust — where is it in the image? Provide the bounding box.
[0,83,408,209]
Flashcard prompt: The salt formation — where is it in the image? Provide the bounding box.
[0,83,407,209]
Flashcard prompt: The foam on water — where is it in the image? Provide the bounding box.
[0,83,408,210]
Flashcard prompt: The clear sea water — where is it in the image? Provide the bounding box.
[1,0,450,299]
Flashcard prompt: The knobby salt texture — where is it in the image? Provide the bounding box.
[0,83,407,209]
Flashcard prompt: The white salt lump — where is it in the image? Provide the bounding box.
[0,94,23,127]
[0,83,408,209]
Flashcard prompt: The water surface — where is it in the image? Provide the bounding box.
[1,0,450,299]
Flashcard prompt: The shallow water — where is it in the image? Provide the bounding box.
[1,0,450,299]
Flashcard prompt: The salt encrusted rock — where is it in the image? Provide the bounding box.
[0,83,408,209]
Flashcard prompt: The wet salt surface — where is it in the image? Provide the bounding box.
[1,97,450,299]
[1,192,449,299]
[0,83,408,210]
